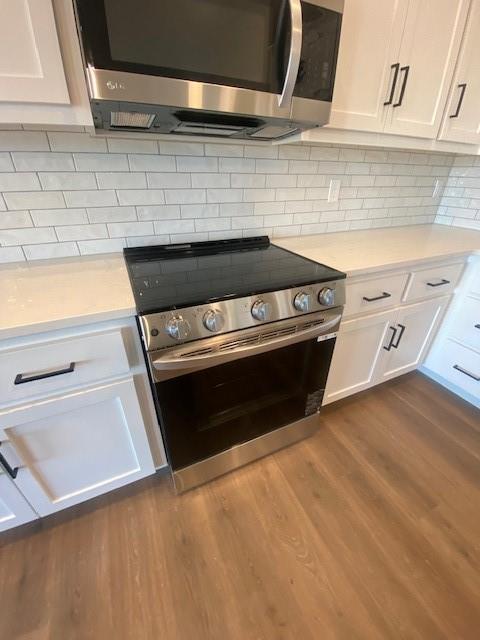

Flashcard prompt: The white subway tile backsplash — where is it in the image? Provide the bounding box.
[0,226,56,245]
[117,189,165,206]
[74,153,128,172]
[32,208,88,226]
[64,190,117,208]
[0,131,49,151]
[48,132,107,152]
[5,191,65,210]
[96,172,146,189]
[137,205,181,221]
[12,152,74,172]
[23,242,79,260]
[176,156,218,173]
[0,133,463,262]
[107,138,158,154]
[0,153,14,172]
[128,154,176,172]
[56,224,108,241]
[0,211,32,229]
[39,172,97,191]
[0,172,40,191]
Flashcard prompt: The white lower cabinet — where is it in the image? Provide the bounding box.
[379,297,449,382]
[0,377,155,517]
[324,309,397,404]
[0,471,37,533]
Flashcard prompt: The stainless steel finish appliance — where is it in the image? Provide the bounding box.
[124,236,345,492]
[74,0,343,139]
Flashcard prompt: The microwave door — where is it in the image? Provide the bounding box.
[76,0,295,119]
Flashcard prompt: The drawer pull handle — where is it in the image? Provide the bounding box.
[14,362,76,385]
[384,63,400,106]
[453,364,480,382]
[426,279,450,288]
[475,324,480,330]
[383,326,397,351]
[393,65,410,108]
[392,323,406,349]
[363,292,392,302]
[449,83,467,118]
[0,442,19,479]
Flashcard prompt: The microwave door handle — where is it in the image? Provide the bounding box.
[278,0,303,108]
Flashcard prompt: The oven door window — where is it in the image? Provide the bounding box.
[76,0,290,94]
[154,337,335,471]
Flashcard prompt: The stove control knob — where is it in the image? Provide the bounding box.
[318,287,335,307]
[294,291,311,313]
[203,309,225,333]
[251,299,272,322]
[166,315,191,340]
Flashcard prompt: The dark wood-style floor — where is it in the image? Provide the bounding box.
[1,372,480,640]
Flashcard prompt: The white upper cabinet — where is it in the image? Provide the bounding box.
[329,0,469,140]
[439,0,480,144]
[0,0,69,104]
[329,0,408,132]
[385,0,470,139]
[0,0,92,127]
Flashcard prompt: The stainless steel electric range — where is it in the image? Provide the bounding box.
[124,236,345,492]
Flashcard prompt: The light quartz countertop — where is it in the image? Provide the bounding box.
[1,224,480,342]
[0,253,135,341]
[275,224,480,277]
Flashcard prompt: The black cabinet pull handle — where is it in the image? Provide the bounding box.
[391,323,406,349]
[475,324,480,330]
[384,63,400,105]
[363,292,392,302]
[449,83,467,118]
[453,364,480,382]
[426,279,450,288]
[0,442,19,479]
[393,65,410,107]
[14,362,75,385]
[383,326,397,351]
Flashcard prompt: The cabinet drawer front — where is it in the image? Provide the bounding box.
[450,296,480,351]
[404,263,464,302]
[0,330,130,405]
[432,340,480,398]
[344,273,408,317]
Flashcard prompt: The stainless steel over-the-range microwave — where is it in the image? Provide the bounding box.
[74,0,344,140]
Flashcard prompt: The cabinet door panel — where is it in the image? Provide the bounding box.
[439,0,480,144]
[0,378,155,517]
[323,310,397,404]
[329,0,407,132]
[0,472,37,532]
[385,0,469,139]
[0,0,69,104]
[380,297,449,382]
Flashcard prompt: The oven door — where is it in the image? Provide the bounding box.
[75,0,343,121]
[147,310,340,488]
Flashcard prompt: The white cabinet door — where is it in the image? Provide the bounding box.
[439,0,480,144]
[323,309,397,405]
[0,378,155,517]
[380,297,449,382]
[0,0,69,104]
[0,471,37,532]
[329,0,408,132]
[385,0,469,139]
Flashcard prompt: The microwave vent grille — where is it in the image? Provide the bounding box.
[110,111,156,129]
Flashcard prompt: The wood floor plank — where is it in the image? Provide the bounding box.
[1,372,480,640]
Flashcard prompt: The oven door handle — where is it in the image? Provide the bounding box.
[152,313,340,372]
[278,0,303,108]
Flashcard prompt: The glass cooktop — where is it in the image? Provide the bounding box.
[124,236,345,315]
